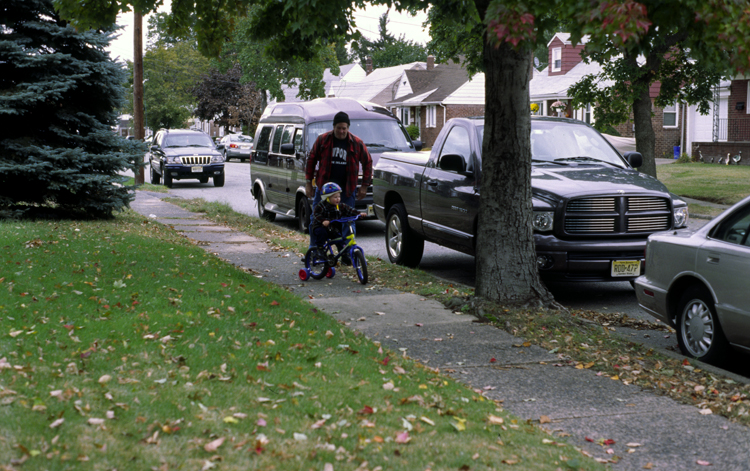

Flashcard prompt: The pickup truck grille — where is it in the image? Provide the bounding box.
[181,156,211,165]
[564,196,671,235]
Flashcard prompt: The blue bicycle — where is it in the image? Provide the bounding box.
[299,215,368,285]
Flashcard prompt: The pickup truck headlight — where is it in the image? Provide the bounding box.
[673,206,689,228]
[532,211,554,232]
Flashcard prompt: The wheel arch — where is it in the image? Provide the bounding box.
[667,274,716,325]
[382,190,406,219]
[252,179,267,200]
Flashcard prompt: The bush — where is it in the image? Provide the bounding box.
[406,124,420,141]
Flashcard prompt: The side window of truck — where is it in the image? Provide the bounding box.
[438,126,471,172]
[254,126,273,164]
[271,125,285,153]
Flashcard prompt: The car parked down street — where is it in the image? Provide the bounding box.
[219,134,253,162]
[635,195,750,365]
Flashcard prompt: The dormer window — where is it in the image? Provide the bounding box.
[551,47,562,72]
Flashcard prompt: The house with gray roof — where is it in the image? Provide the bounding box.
[386,56,483,147]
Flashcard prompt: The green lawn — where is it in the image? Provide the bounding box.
[0,213,603,470]
[656,162,750,206]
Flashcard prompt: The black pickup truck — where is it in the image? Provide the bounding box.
[372,116,689,282]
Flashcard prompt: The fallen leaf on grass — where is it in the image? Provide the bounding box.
[488,415,504,425]
[451,418,467,431]
[50,418,64,429]
[395,431,411,444]
[204,437,225,452]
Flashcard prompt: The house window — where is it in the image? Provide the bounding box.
[551,47,561,72]
[400,107,410,125]
[585,104,592,124]
[426,105,437,128]
[663,103,678,127]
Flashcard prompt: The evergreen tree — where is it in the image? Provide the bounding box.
[0,0,142,218]
[350,11,427,69]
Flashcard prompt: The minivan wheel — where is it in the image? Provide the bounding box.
[297,197,311,233]
[385,203,424,267]
[676,285,729,365]
[257,192,276,221]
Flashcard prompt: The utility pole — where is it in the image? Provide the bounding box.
[133,10,145,184]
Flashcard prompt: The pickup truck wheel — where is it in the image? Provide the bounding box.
[386,204,424,267]
[257,192,276,221]
[297,197,311,233]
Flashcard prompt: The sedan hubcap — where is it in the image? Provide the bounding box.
[682,300,714,357]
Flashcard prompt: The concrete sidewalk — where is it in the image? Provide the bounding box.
[131,190,747,470]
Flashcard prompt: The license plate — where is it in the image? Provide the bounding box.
[366,205,374,217]
[611,260,640,277]
[191,166,203,173]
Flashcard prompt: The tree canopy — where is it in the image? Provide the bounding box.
[1,0,142,218]
[192,64,263,135]
[350,11,428,69]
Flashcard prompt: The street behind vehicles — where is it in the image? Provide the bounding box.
[219,134,253,162]
[635,195,750,365]
[147,129,225,188]
[373,116,689,282]
[249,98,421,232]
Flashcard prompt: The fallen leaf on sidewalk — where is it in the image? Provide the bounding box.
[539,415,551,424]
[696,460,711,466]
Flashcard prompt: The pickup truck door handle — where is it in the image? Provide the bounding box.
[706,253,720,264]
[425,180,438,187]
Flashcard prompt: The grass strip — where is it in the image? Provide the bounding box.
[0,213,604,470]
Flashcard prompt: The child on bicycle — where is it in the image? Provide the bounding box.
[310,182,364,263]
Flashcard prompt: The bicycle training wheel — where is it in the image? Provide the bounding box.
[305,247,330,280]
[351,248,368,285]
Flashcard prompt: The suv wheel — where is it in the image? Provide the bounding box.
[164,169,173,188]
[150,165,160,184]
[214,174,225,187]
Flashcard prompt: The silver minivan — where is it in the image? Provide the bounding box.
[249,98,420,232]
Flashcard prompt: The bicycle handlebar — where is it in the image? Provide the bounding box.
[331,215,361,223]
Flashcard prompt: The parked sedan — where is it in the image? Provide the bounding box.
[635,195,750,365]
[219,134,253,162]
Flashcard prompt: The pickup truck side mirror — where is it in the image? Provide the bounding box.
[439,154,468,173]
[280,143,295,156]
[412,139,423,152]
[624,151,643,168]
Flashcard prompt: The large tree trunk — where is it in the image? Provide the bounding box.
[475,40,554,307]
[633,86,657,178]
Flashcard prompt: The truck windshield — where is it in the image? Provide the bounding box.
[307,120,415,151]
[475,120,627,168]
[530,121,626,167]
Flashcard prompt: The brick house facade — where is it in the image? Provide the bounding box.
[531,33,683,159]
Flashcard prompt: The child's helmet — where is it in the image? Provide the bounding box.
[320,182,342,200]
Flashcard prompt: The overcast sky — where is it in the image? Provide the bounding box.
[106,3,431,63]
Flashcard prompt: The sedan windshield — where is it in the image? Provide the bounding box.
[475,120,627,168]
[307,120,415,151]
[164,134,214,148]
